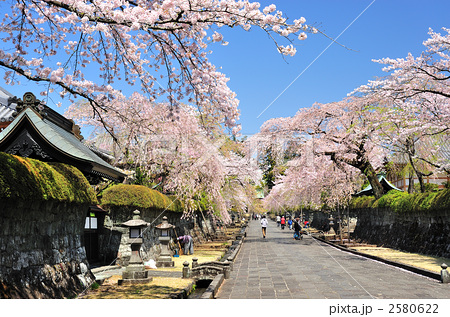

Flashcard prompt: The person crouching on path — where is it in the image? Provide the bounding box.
[177,235,194,255]
[260,215,268,238]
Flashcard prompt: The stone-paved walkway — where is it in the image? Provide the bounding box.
[216,220,450,299]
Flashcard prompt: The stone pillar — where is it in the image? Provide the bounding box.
[441,263,449,284]
[192,257,198,268]
[227,257,234,271]
[223,261,231,279]
[182,261,190,278]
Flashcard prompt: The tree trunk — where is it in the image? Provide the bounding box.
[327,151,384,199]
[407,153,427,193]
[407,171,414,193]
[362,161,384,199]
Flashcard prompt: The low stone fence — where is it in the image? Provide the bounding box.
[352,207,450,258]
[173,223,247,299]
[182,258,232,280]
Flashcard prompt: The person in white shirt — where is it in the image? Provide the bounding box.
[260,215,268,238]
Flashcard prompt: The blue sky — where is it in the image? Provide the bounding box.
[2,0,450,137]
[209,0,450,135]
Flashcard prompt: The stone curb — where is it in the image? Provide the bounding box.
[200,274,225,299]
[91,266,121,274]
[197,225,247,299]
[312,235,441,281]
[91,266,123,284]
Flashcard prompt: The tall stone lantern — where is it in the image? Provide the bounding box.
[119,210,152,285]
[328,215,336,235]
[155,216,175,267]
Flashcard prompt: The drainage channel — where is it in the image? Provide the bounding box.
[187,279,213,299]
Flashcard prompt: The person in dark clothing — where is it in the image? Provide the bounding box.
[293,218,302,240]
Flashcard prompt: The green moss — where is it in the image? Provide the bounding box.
[0,152,97,204]
[350,195,376,209]
[431,189,450,209]
[372,190,410,211]
[350,188,450,213]
[101,184,183,212]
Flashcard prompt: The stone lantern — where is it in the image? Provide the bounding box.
[155,216,175,267]
[328,215,336,235]
[118,210,152,285]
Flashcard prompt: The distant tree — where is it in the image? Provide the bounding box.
[261,97,387,200]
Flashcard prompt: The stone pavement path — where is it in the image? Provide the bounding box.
[216,220,450,299]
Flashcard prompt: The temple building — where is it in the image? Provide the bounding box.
[0,89,126,184]
[0,88,126,263]
[353,173,402,197]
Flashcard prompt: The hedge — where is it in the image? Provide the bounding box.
[0,152,97,204]
[350,188,450,213]
[100,184,183,212]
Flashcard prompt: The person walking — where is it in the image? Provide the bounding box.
[280,216,286,230]
[288,218,293,230]
[293,218,302,240]
[260,215,268,238]
[276,215,281,227]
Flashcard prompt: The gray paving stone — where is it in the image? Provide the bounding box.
[216,220,450,299]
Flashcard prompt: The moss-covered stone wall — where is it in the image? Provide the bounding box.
[101,183,183,213]
[97,184,190,265]
[352,207,450,258]
[0,152,97,204]
[350,189,450,213]
[349,189,450,258]
[97,184,224,266]
[0,153,97,298]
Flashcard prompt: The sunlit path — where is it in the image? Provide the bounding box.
[216,220,449,299]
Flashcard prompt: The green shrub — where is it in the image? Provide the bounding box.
[351,188,450,213]
[101,184,183,212]
[0,152,97,204]
[431,188,450,209]
[350,195,376,209]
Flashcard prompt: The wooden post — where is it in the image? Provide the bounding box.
[173,228,183,255]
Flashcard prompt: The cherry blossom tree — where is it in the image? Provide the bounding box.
[260,96,388,200]
[355,28,450,186]
[263,152,362,213]
[0,0,314,133]
[263,27,450,210]
[221,151,262,216]
[68,92,266,222]
[365,28,450,131]
[67,93,232,219]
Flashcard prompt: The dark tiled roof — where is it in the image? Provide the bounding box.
[0,107,126,182]
[354,174,402,196]
[0,86,16,122]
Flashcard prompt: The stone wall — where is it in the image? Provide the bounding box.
[0,199,95,298]
[98,205,213,266]
[351,207,450,258]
